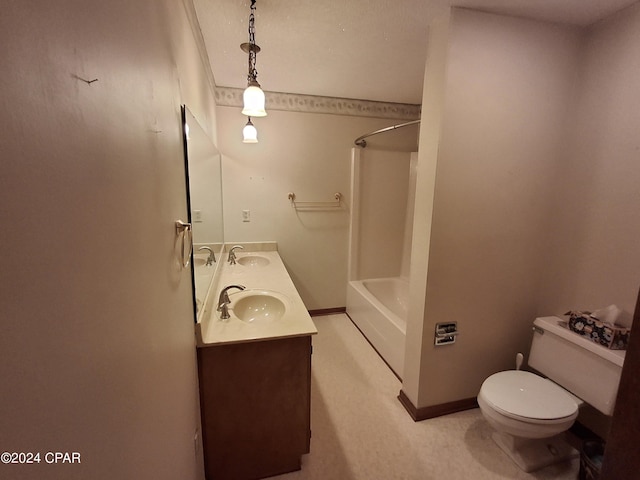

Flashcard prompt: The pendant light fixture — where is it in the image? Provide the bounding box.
[242,117,258,143]
[241,0,267,117]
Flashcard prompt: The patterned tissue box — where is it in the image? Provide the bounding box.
[567,311,630,350]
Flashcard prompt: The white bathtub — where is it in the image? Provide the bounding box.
[346,277,408,378]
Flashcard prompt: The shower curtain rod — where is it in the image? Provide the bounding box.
[354,119,421,148]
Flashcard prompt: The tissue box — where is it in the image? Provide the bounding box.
[567,311,630,350]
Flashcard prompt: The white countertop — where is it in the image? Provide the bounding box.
[193,253,218,320]
[197,246,317,346]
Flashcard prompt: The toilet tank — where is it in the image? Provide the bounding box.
[528,316,625,416]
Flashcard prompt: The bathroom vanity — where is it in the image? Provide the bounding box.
[198,336,311,479]
[195,244,317,480]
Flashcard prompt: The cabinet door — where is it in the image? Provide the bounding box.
[198,336,312,480]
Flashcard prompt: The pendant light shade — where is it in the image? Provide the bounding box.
[240,0,267,118]
[242,118,258,143]
[242,82,267,117]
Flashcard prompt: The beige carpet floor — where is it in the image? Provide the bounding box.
[271,314,580,480]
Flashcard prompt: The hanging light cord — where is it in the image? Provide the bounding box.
[247,0,259,85]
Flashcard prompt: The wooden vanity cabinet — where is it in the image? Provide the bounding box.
[197,335,312,480]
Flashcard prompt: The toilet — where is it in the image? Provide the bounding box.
[478,316,626,472]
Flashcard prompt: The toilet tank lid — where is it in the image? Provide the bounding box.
[534,316,626,367]
[481,370,578,421]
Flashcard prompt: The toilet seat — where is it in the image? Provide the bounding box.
[480,371,578,423]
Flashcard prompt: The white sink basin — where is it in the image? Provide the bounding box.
[230,290,288,322]
[237,255,270,267]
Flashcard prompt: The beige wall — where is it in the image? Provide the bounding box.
[407,3,640,414]
[403,13,451,406]
[216,106,418,310]
[408,9,584,407]
[0,1,214,478]
[538,2,640,324]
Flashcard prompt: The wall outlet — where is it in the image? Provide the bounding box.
[242,210,251,222]
[193,210,203,222]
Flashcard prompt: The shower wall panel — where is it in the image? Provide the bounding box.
[356,149,411,280]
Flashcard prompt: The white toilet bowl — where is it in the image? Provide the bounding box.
[478,370,580,472]
[478,316,625,472]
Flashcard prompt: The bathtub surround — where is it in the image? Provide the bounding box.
[346,147,417,378]
[347,278,409,378]
[348,149,414,281]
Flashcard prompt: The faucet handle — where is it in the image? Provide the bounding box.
[217,285,246,319]
[228,245,244,264]
[218,291,230,307]
[222,284,246,294]
[198,246,216,264]
[218,284,246,305]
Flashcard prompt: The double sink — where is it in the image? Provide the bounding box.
[196,243,317,346]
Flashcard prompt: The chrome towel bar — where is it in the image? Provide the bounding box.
[287,192,342,210]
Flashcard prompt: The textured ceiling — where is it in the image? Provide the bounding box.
[194,0,637,105]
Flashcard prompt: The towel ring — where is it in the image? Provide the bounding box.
[175,220,193,268]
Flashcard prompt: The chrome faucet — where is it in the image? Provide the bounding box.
[228,245,244,265]
[217,284,245,319]
[198,246,216,266]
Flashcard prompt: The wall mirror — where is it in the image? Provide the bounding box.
[181,105,224,320]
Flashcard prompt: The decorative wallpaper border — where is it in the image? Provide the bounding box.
[215,87,421,120]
